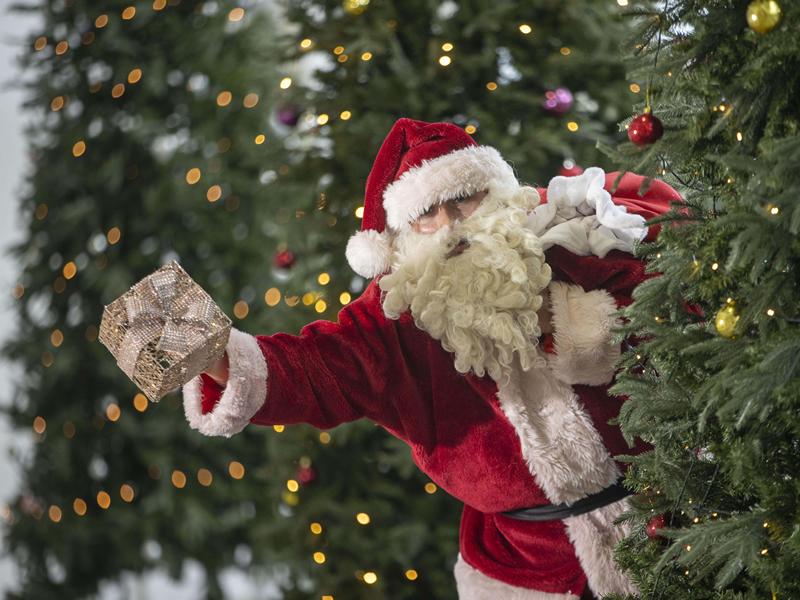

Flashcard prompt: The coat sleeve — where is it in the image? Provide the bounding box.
[537,169,683,386]
[181,279,419,438]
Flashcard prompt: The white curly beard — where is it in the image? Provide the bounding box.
[379,183,553,385]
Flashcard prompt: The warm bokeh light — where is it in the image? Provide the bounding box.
[153,0,167,10]
[313,552,326,564]
[33,416,46,434]
[243,92,259,108]
[465,125,477,135]
[519,23,532,34]
[405,569,418,580]
[300,38,313,49]
[629,83,641,93]
[356,512,370,525]
[105,403,121,422]
[265,288,281,306]
[315,299,327,313]
[254,134,266,145]
[51,96,65,111]
[339,292,351,305]
[107,226,121,244]
[424,482,438,494]
[34,36,47,51]
[63,261,77,279]
[111,83,126,98]
[97,491,111,509]
[171,470,187,488]
[121,6,136,20]
[55,40,69,55]
[317,273,330,285]
[355,206,364,218]
[317,114,329,125]
[120,484,135,502]
[229,461,245,479]
[72,140,86,157]
[185,167,201,184]
[486,82,498,91]
[216,90,232,106]
[438,55,451,66]
[319,432,331,444]
[279,77,292,89]
[197,468,213,486]
[567,121,579,132]
[340,110,352,120]
[228,7,245,21]
[133,393,148,412]
[363,572,378,584]
[286,479,299,492]
[233,300,249,319]
[50,329,64,347]
[95,14,109,28]
[310,522,323,534]
[73,498,87,516]
[206,185,222,202]
[127,68,142,84]
[560,47,572,56]
[48,505,62,522]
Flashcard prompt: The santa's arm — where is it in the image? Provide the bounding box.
[181,279,414,438]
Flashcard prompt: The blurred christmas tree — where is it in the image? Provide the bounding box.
[599,1,800,598]
[2,0,642,598]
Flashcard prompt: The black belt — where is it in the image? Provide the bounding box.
[501,480,632,522]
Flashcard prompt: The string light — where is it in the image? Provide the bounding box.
[55,40,69,55]
[105,403,121,422]
[228,7,245,21]
[33,416,46,434]
[441,42,454,51]
[120,484,135,502]
[465,125,477,134]
[356,512,370,525]
[153,0,167,10]
[121,6,136,20]
[72,140,86,157]
[73,498,87,516]
[629,83,641,93]
[486,82,498,91]
[318,273,330,285]
[363,572,378,584]
[310,522,323,534]
[50,329,64,347]
[233,300,249,319]
[736,131,743,142]
[95,14,109,28]
[315,300,327,313]
[518,24,532,34]
[360,51,372,61]
[711,262,719,270]
[313,551,326,564]
[97,491,111,509]
[111,83,126,98]
[229,461,245,479]
[273,424,285,432]
[438,55,452,66]
[766,308,775,317]
[333,46,345,55]
[424,482,437,494]
[567,121,579,132]
[216,90,232,106]
[48,505,62,522]
[340,110,352,120]
[299,38,313,49]
[405,569,418,580]
[355,206,364,218]
[316,114,329,125]
[287,479,299,492]
[337,54,348,63]
[560,47,571,56]
[319,432,331,444]
[279,77,292,89]
[171,470,187,488]
[339,292,351,305]
[243,92,259,108]
[185,168,201,184]
[197,468,213,486]
[265,288,281,306]
[34,36,47,51]
[133,393,148,412]
[127,68,142,84]
[206,185,222,202]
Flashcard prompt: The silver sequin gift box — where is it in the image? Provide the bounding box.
[99,260,231,402]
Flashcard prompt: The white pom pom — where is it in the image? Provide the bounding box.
[345,230,392,278]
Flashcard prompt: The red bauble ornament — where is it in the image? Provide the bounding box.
[296,466,316,484]
[273,250,295,270]
[627,112,664,146]
[646,514,667,540]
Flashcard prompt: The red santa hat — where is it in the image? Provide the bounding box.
[345,117,519,278]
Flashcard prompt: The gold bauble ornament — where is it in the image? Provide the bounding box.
[746,0,782,34]
[343,0,370,15]
[715,301,740,338]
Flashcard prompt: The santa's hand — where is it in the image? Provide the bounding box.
[202,351,229,387]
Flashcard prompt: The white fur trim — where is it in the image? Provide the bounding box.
[564,497,639,597]
[495,355,637,596]
[527,167,647,257]
[345,229,393,278]
[182,327,267,437]
[496,360,621,505]
[546,281,622,386]
[454,553,580,600]
[383,145,518,230]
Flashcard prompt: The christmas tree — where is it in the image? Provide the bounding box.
[3,0,643,598]
[599,1,800,598]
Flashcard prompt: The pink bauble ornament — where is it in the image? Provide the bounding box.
[542,87,573,114]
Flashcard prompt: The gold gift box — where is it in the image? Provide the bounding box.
[99,260,231,402]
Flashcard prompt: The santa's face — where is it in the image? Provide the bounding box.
[411,189,489,234]
[378,182,552,384]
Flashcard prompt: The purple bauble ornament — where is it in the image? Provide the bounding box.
[277,105,301,128]
[542,87,573,114]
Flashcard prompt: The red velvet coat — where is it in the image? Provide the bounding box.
[182,170,682,599]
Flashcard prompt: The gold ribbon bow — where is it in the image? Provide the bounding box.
[116,268,216,379]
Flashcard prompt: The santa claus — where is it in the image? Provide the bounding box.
[182,118,682,599]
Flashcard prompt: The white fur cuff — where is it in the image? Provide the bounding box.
[182,327,268,437]
[546,281,621,386]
